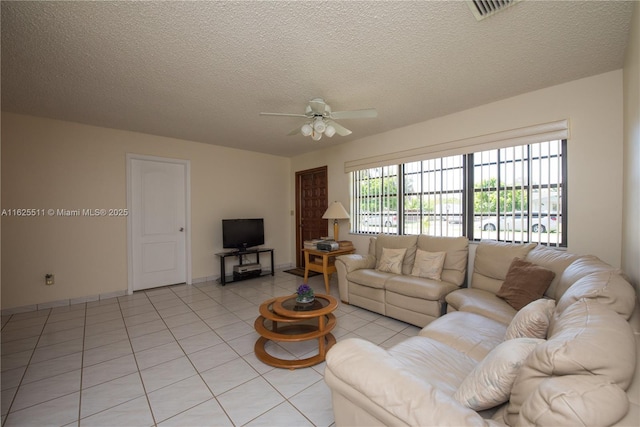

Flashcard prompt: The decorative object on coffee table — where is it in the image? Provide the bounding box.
[254,294,338,369]
[296,284,315,303]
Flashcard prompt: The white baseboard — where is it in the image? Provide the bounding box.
[2,266,296,316]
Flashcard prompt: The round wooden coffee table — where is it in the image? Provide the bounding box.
[254,294,338,369]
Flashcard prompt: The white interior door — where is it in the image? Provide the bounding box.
[130,158,187,291]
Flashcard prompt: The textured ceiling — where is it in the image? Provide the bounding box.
[1,1,634,157]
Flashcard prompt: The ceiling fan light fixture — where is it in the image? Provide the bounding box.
[325,125,336,137]
[311,131,322,141]
[313,117,326,133]
[301,123,313,136]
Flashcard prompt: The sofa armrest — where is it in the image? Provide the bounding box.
[336,254,376,273]
[335,254,376,303]
[512,375,629,426]
[325,338,495,427]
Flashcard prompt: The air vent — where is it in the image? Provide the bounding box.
[467,0,520,21]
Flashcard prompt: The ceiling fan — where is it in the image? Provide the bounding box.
[259,98,377,140]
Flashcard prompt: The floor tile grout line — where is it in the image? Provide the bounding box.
[137,283,247,426]
[71,293,159,426]
[115,291,159,427]
[76,302,89,427]
[151,283,255,426]
[1,307,56,426]
[7,305,87,424]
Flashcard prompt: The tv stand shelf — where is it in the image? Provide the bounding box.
[215,248,274,285]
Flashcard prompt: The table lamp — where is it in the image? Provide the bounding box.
[322,201,350,242]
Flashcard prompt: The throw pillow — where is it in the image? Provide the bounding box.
[377,248,407,274]
[496,258,556,310]
[410,250,446,280]
[504,298,556,340]
[454,338,543,411]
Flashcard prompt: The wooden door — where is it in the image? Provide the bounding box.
[296,166,328,267]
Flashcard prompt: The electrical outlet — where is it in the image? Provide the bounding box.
[45,274,54,285]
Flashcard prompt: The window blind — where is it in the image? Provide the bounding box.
[344,119,569,173]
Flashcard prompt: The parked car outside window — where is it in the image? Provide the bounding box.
[479,212,558,233]
[360,212,398,227]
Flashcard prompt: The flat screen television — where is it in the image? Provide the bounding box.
[222,218,264,251]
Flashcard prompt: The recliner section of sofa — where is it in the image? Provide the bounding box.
[335,234,469,327]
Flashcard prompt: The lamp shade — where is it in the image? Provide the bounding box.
[322,201,350,220]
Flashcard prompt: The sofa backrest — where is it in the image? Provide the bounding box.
[416,235,468,286]
[471,241,537,294]
[554,270,637,320]
[368,234,469,284]
[506,298,636,426]
[523,245,581,298]
[553,255,620,300]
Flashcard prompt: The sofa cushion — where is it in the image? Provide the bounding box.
[374,234,418,275]
[410,250,446,280]
[554,255,618,300]
[377,247,407,274]
[454,338,543,411]
[472,241,537,294]
[417,235,469,286]
[525,245,581,298]
[505,298,555,340]
[386,275,458,301]
[420,311,507,361]
[496,258,555,310]
[507,299,636,424]
[555,270,637,320]
[446,288,517,325]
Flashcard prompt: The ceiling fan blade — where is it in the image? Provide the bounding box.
[287,127,301,136]
[330,108,378,120]
[327,120,352,136]
[259,112,308,118]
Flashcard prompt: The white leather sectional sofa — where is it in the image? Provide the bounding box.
[325,239,640,426]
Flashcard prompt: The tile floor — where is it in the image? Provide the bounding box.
[0,270,421,427]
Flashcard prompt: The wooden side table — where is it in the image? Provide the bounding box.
[303,247,356,293]
[254,294,338,369]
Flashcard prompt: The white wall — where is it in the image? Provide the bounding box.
[1,69,630,310]
[1,113,292,310]
[291,71,625,268]
[623,2,640,294]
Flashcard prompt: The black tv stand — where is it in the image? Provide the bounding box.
[215,248,274,285]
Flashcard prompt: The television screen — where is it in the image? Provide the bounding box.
[222,218,264,251]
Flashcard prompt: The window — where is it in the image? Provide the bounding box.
[350,139,566,247]
[402,155,465,237]
[350,165,399,234]
[473,140,564,245]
